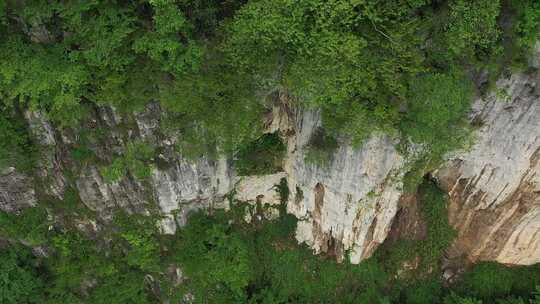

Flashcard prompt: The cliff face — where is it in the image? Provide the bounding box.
[436,72,540,265]
[283,109,405,263]
[3,69,540,267]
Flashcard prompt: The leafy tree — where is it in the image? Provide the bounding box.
[172,211,254,301]
[443,293,483,304]
[224,0,427,144]
[234,133,286,176]
[113,211,161,272]
[511,1,540,51]
[133,0,203,77]
[445,0,502,60]
[401,70,473,191]
[87,271,150,304]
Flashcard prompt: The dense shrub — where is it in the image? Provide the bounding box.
[100,141,154,183]
[507,0,540,66]
[0,207,50,245]
[1,1,540,303]
[0,108,35,171]
[0,245,44,304]
[401,70,473,191]
[456,263,540,301]
[0,201,538,303]
[234,133,286,176]
[445,0,502,61]
[376,179,456,287]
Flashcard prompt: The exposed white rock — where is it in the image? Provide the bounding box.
[24,110,66,199]
[151,156,234,233]
[10,71,538,268]
[0,167,36,212]
[284,109,406,263]
[235,172,286,205]
[76,166,149,216]
[436,72,540,265]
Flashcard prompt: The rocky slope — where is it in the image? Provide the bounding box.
[436,71,540,265]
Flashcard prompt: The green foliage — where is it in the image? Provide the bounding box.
[170,211,254,300]
[133,0,202,77]
[1,202,539,304]
[402,70,473,155]
[509,1,540,56]
[158,48,264,157]
[401,70,473,192]
[43,228,154,304]
[0,0,537,162]
[416,181,457,268]
[87,270,151,304]
[0,108,35,171]
[2,1,540,301]
[46,232,114,300]
[405,279,443,304]
[456,263,540,301]
[443,293,483,304]
[0,245,44,304]
[225,0,426,143]
[101,141,154,183]
[113,211,161,272]
[70,145,95,164]
[234,133,286,176]
[0,207,50,245]
[376,180,456,283]
[445,0,502,60]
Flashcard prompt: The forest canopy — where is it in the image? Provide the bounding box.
[1,0,539,166]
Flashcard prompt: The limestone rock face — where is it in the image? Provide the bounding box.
[235,173,286,206]
[284,110,406,263]
[436,72,540,265]
[20,103,262,234]
[0,168,36,212]
[151,156,234,234]
[76,165,149,215]
[25,110,67,199]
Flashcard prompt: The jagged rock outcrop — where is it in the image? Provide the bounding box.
[436,72,540,265]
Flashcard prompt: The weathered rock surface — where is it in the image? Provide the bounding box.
[436,72,540,265]
[0,167,36,212]
[283,109,406,263]
[235,173,286,206]
[25,110,67,199]
[152,156,234,233]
